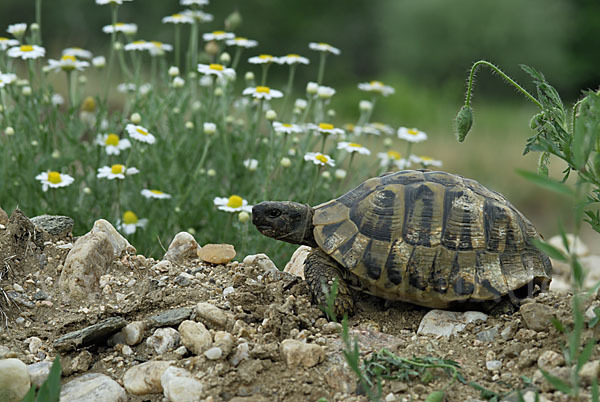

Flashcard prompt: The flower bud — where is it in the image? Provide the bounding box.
[185,121,194,130]
[187,228,197,235]
[51,150,60,159]
[454,105,473,142]
[81,96,96,112]
[83,187,92,195]
[31,140,38,146]
[321,171,331,180]
[306,82,319,95]
[204,40,219,57]
[383,137,393,147]
[335,169,347,180]
[130,112,142,124]
[220,52,231,65]
[238,211,250,223]
[92,56,106,68]
[30,23,39,31]
[207,168,216,177]
[114,42,123,51]
[78,75,87,84]
[359,100,372,112]
[327,109,336,118]
[192,101,202,111]
[295,98,307,110]
[244,71,255,82]
[172,107,180,114]
[168,66,180,77]
[280,157,291,168]
[225,10,242,31]
[5,126,15,136]
[204,122,216,135]
[214,87,223,97]
[266,109,277,121]
[172,76,185,88]
[22,86,32,96]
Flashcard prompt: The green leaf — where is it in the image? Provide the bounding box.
[37,355,62,402]
[592,378,599,402]
[572,258,585,290]
[551,317,566,333]
[425,390,445,402]
[539,369,572,394]
[589,307,600,328]
[516,169,574,196]
[21,386,36,402]
[531,238,567,262]
[577,339,596,371]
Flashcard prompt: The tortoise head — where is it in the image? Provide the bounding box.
[252,201,317,247]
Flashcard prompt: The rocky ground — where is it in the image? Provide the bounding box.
[1,207,600,402]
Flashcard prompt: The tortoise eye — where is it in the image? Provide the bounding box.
[268,209,282,218]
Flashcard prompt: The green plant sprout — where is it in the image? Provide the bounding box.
[21,355,61,402]
[456,60,600,401]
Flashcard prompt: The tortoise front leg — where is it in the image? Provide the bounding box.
[304,247,355,319]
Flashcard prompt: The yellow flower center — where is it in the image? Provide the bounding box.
[315,154,328,164]
[259,54,273,60]
[209,63,224,71]
[408,129,419,135]
[151,41,162,47]
[123,210,138,225]
[387,151,401,160]
[47,171,62,184]
[20,45,34,52]
[421,156,433,161]
[286,54,300,58]
[172,13,182,17]
[105,134,120,146]
[212,30,226,35]
[235,37,247,41]
[348,142,362,148]
[115,23,125,27]
[61,55,76,62]
[282,123,292,128]
[0,37,8,41]
[255,86,270,93]
[370,80,383,86]
[318,42,330,46]
[136,127,148,136]
[132,40,145,45]
[226,195,243,208]
[150,190,164,195]
[111,164,124,174]
[81,96,96,112]
[319,123,334,130]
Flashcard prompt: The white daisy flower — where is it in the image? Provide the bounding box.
[394,158,412,170]
[117,83,137,93]
[304,152,335,167]
[0,73,17,88]
[172,76,185,88]
[96,0,133,5]
[7,24,27,38]
[181,0,209,5]
[92,56,106,68]
[7,44,45,60]
[197,63,236,80]
[141,189,172,199]
[102,23,138,35]
[203,31,235,41]
[273,122,303,135]
[97,164,140,180]
[181,9,214,23]
[378,150,406,166]
[248,54,277,64]
[203,122,216,134]
[276,54,309,65]
[337,141,371,155]
[243,158,258,171]
[126,123,156,144]
[213,195,253,213]
[62,47,93,59]
[0,37,19,51]
[117,210,148,235]
[242,86,283,100]
[162,13,195,24]
[294,98,308,110]
[398,127,428,143]
[124,40,152,52]
[409,155,442,167]
[308,123,344,136]
[358,80,395,96]
[317,85,336,99]
[370,122,395,135]
[96,133,132,155]
[225,37,258,48]
[308,42,341,55]
[51,93,64,106]
[35,170,75,192]
[148,41,173,56]
[45,55,90,73]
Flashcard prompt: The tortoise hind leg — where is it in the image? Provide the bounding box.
[304,248,355,319]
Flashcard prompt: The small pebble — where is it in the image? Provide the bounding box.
[486,360,502,371]
[13,283,24,292]
[223,286,235,298]
[204,347,223,360]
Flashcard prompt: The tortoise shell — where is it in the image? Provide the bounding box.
[311,170,552,308]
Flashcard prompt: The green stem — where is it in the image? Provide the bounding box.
[306,165,321,204]
[231,47,242,70]
[317,52,327,85]
[465,60,542,109]
[66,71,74,108]
[35,0,42,45]
[103,4,119,102]
[260,63,270,86]
[404,142,414,161]
[281,64,297,115]
[174,24,181,69]
[188,21,199,73]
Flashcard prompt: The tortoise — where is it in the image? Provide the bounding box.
[252,170,552,317]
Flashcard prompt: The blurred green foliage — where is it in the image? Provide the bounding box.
[1,0,598,98]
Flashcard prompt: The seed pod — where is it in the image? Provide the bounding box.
[455,105,473,142]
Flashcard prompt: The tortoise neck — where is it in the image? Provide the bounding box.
[300,206,317,248]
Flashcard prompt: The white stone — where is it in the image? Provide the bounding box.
[0,358,31,402]
[204,347,222,360]
[580,360,600,385]
[163,232,201,264]
[91,219,133,257]
[223,286,235,298]
[548,234,589,258]
[195,302,232,329]
[280,339,325,368]
[59,231,114,300]
[25,336,43,354]
[229,342,249,367]
[161,366,204,402]
[13,283,23,292]
[146,327,180,355]
[486,360,502,371]
[243,253,278,272]
[537,350,565,371]
[27,361,52,388]
[60,373,126,402]
[213,331,234,356]
[283,246,311,279]
[122,321,145,345]
[123,360,174,395]
[151,260,172,273]
[178,320,212,355]
[522,390,552,402]
[417,310,488,338]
